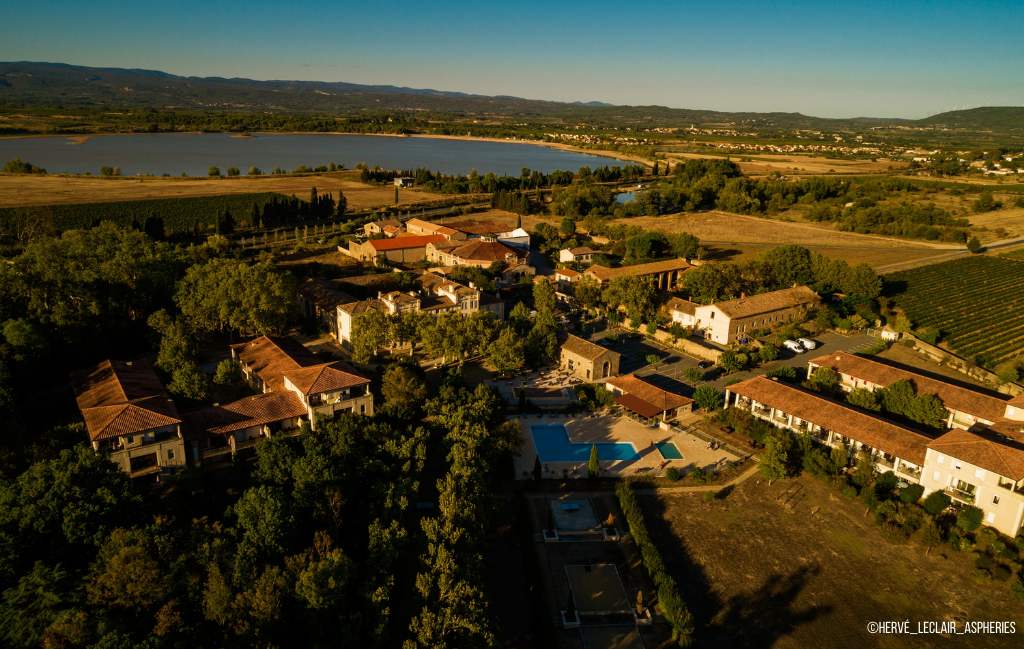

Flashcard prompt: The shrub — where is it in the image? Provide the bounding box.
[841,485,858,499]
[765,366,798,381]
[881,522,909,544]
[688,467,707,486]
[957,505,984,532]
[1010,577,1024,603]
[876,470,899,491]
[1016,536,1024,552]
[975,553,993,571]
[900,483,925,504]
[978,528,998,544]
[992,566,1011,582]
[702,491,715,504]
[665,467,680,482]
[615,483,695,645]
[876,500,898,519]
[923,491,951,515]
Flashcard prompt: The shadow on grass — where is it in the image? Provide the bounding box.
[639,495,831,648]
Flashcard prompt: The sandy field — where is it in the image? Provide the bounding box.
[0,171,444,211]
[664,151,906,176]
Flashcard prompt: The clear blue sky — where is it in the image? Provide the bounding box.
[1,0,1021,118]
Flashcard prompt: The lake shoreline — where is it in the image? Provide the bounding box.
[0,130,650,169]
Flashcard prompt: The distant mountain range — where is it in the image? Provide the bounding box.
[1,61,1020,134]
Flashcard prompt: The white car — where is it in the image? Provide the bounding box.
[797,338,817,350]
[783,340,806,354]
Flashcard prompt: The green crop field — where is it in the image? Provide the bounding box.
[0,192,290,237]
[885,256,1024,367]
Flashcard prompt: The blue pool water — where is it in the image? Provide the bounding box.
[656,442,683,460]
[530,424,639,462]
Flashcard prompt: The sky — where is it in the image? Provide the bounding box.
[1,0,1021,119]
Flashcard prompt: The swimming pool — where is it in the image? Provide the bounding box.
[656,442,683,460]
[530,424,639,462]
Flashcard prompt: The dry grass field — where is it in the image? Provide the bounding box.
[0,171,444,211]
[640,475,1023,649]
[702,242,952,269]
[664,151,906,177]
[967,206,1024,242]
[616,211,956,249]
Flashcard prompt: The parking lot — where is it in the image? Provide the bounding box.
[589,330,876,394]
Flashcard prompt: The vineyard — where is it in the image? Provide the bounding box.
[885,256,1024,367]
[0,192,291,238]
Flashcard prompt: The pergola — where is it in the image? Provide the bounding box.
[614,394,664,427]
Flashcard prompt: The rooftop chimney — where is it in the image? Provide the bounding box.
[740,292,745,299]
[377,291,383,299]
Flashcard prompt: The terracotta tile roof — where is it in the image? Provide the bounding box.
[421,296,458,311]
[338,299,386,316]
[615,394,664,419]
[808,351,1010,423]
[665,296,699,316]
[928,428,1024,481]
[429,240,462,250]
[606,373,692,412]
[70,359,181,441]
[1008,393,1024,408]
[447,240,525,263]
[567,246,598,255]
[231,336,326,392]
[370,218,402,228]
[285,360,369,396]
[443,220,510,235]
[585,258,691,282]
[383,225,402,235]
[405,219,459,237]
[182,392,307,441]
[560,334,616,362]
[297,278,356,310]
[556,268,581,278]
[710,286,820,319]
[728,376,931,465]
[368,234,446,252]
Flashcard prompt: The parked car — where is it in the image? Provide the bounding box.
[697,361,714,369]
[783,340,806,353]
[797,337,817,350]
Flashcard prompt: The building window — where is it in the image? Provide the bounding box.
[933,470,940,481]
[360,404,365,414]
[975,469,985,479]
[986,512,995,523]
[167,449,174,460]
[126,436,134,444]
[936,454,944,463]
[710,312,714,319]
[954,461,962,470]
[993,495,1000,505]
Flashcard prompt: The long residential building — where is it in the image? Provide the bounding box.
[71,359,186,482]
[583,258,691,290]
[725,374,1024,537]
[695,286,820,345]
[346,234,447,263]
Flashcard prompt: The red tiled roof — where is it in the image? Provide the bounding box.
[231,336,346,393]
[447,240,525,263]
[560,334,616,362]
[556,268,581,278]
[710,286,820,319]
[606,373,692,411]
[70,359,181,441]
[182,392,308,441]
[928,428,1024,481]
[368,234,446,251]
[808,351,1010,423]
[615,394,664,419]
[728,376,931,465]
[285,360,369,396]
[665,297,698,316]
[585,258,691,282]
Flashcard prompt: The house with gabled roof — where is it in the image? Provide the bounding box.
[70,359,186,481]
[230,335,373,423]
[560,334,620,381]
[606,373,693,425]
[694,286,820,344]
[583,258,691,290]
[347,234,446,263]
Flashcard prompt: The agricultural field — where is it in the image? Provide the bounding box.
[885,256,1024,367]
[640,475,1023,649]
[0,171,442,211]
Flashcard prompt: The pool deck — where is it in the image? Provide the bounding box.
[514,412,738,480]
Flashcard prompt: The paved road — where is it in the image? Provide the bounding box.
[588,329,874,395]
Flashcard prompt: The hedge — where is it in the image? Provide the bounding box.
[616,482,695,646]
[0,192,289,237]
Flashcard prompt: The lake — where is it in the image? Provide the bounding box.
[0,133,626,178]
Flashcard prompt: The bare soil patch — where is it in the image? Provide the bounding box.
[640,474,1022,649]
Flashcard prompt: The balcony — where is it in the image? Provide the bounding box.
[897,463,922,480]
[752,406,772,418]
[946,487,976,504]
[874,455,895,469]
[234,436,266,451]
[198,446,232,460]
[997,479,1024,495]
[773,412,790,426]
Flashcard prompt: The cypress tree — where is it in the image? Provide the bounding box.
[588,445,600,479]
[533,455,542,481]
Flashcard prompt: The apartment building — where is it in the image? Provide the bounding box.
[694,286,820,345]
[71,359,186,482]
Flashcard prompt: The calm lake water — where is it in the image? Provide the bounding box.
[0,133,625,178]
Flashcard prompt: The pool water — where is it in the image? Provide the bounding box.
[530,424,639,462]
[656,442,683,460]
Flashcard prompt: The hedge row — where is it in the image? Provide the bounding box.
[615,482,695,646]
[0,192,290,237]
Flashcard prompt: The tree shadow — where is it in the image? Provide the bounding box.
[640,495,831,648]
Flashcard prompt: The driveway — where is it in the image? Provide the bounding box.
[630,331,876,393]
